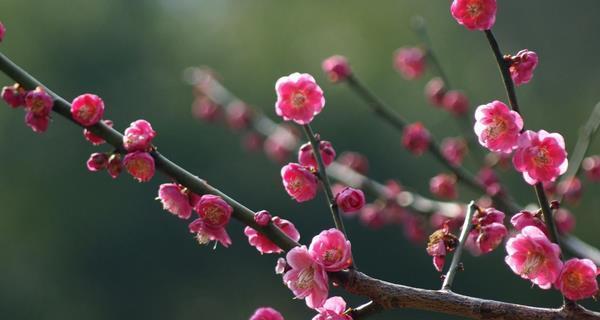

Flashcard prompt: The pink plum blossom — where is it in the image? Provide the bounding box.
[192,96,221,122]
[427,224,458,272]
[512,130,568,185]
[322,55,352,83]
[71,93,105,126]
[25,87,53,116]
[429,173,458,199]
[555,258,599,301]
[309,228,352,272]
[86,153,108,172]
[583,155,600,181]
[298,140,336,170]
[510,210,548,235]
[476,167,502,196]
[555,208,576,235]
[107,153,122,179]
[245,216,300,254]
[254,210,272,227]
[275,73,325,125]
[264,125,298,163]
[281,163,318,202]
[508,50,539,86]
[275,257,287,275]
[190,194,233,247]
[249,307,284,320]
[394,47,426,80]
[557,177,582,204]
[335,187,365,213]
[157,183,192,219]
[467,207,507,255]
[123,151,155,182]
[425,77,446,107]
[313,296,352,320]
[1,84,26,108]
[474,100,523,153]
[505,226,563,289]
[402,122,431,155]
[24,112,50,133]
[442,90,469,116]
[0,21,5,42]
[441,137,468,166]
[450,0,497,31]
[226,101,253,131]
[189,218,232,247]
[283,246,329,309]
[83,119,113,145]
[123,119,156,152]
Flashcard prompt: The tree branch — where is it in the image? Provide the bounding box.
[442,201,476,290]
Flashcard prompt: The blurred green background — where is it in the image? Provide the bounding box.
[1,1,599,319]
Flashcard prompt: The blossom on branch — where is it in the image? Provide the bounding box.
[275,73,325,125]
[450,0,497,31]
[512,130,568,185]
[474,100,523,154]
[283,246,329,309]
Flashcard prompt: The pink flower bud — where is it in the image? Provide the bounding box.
[393,47,426,80]
[0,21,5,42]
[424,77,446,107]
[468,207,507,255]
[474,100,523,153]
[298,140,336,170]
[555,208,576,235]
[25,87,53,116]
[2,84,26,108]
[450,0,497,31]
[335,187,365,213]
[157,183,192,219]
[508,50,538,86]
[583,156,600,181]
[513,130,568,185]
[123,119,156,152]
[441,137,468,166]
[313,296,352,320]
[107,153,122,179]
[24,112,50,133]
[322,55,351,83]
[275,257,287,275]
[511,210,548,235]
[254,210,272,227]
[337,151,369,175]
[281,163,318,202]
[249,307,284,320]
[71,93,105,126]
[283,246,329,309]
[402,122,431,156]
[309,228,352,272]
[429,173,458,199]
[555,258,599,301]
[226,101,253,131]
[245,216,300,254]
[83,119,113,145]
[275,73,325,125]
[86,153,108,172]
[191,96,221,122]
[441,90,469,116]
[505,226,563,289]
[123,151,155,182]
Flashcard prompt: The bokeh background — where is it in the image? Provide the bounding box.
[1,1,599,319]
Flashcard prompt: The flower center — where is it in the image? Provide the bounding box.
[533,147,550,167]
[204,206,224,225]
[467,1,482,17]
[196,232,210,245]
[292,92,307,108]
[77,104,94,120]
[290,178,304,193]
[565,271,584,289]
[522,252,545,275]
[323,249,342,263]
[486,117,507,139]
[296,267,314,289]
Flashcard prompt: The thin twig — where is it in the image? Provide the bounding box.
[442,201,476,291]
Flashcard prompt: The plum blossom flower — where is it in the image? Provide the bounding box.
[442,90,469,116]
[335,187,365,213]
[322,55,351,83]
[512,130,568,185]
[427,223,458,272]
[510,210,548,235]
[429,173,458,199]
[25,112,50,133]
[474,101,523,153]
[157,183,193,219]
[264,125,298,163]
[249,307,284,320]
[298,140,336,170]
[583,155,600,181]
[275,258,287,275]
[424,77,446,107]
[107,153,122,179]
[245,216,300,254]
[557,177,582,204]
[281,163,318,202]
[309,228,352,272]
[555,258,599,301]
[25,87,53,116]
[402,122,430,155]
[508,50,538,86]
[0,21,5,42]
[190,194,233,247]
[275,73,325,125]
[254,210,272,227]
[71,93,105,126]
[1,83,26,108]
[192,96,221,122]
[476,167,502,196]
[226,101,253,131]
[467,207,507,255]
[555,208,576,235]
[283,246,329,309]
[83,120,113,145]
[450,0,497,31]
[441,137,468,166]
[505,226,563,289]
[393,47,426,80]
[123,119,156,152]
[313,296,352,320]
[86,153,108,172]
[123,151,155,182]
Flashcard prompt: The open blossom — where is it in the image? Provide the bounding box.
[281,163,318,202]
[192,96,221,122]
[508,50,539,86]
[505,226,563,289]
[157,183,192,219]
[83,120,113,145]
[86,153,108,172]
[450,0,497,31]
[309,228,352,271]
[441,137,468,166]
[427,224,458,272]
[107,153,122,178]
[429,173,458,199]
[190,195,233,247]
[555,258,599,301]
[337,152,369,175]
[283,246,329,309]
[2,84,26,108]
[583,155,600,181]
[393,47,426,80]
[313,296,352,320]
[275,73,325,125]
[123,119,156,152]
[474,101,524,153]
[25,87,53,116]
[467,207,507,255]
[249,307,284,320]
[513,130,568,185]
[71,93,105,126]
[335,187,365,213]
[245,216,300,254]
[25,112,50,133]
[123,151,155,182]
[322,55,351,83]
[425,77,446,107]
[226,101,253,131]
[402,122,430,155]
[298,141,336,170]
